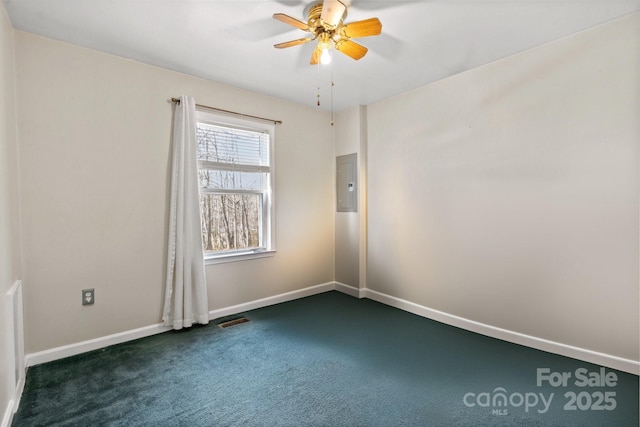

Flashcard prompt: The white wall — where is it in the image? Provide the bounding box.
[0,3,21,423]
[14,31,334,353]
[367,14,639,362]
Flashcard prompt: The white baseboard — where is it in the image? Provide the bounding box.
[4,280,25,427]
[208,282,335,321]
[26,281,337,368]
[26,323,172,367]
[1,399,16,427]
[334,282,366,299]
[364,288,640,375]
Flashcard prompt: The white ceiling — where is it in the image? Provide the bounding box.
[4,0,639,112]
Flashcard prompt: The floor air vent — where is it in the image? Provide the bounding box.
[217,317,250,328]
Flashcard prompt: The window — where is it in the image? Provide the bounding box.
[196,110,275,263]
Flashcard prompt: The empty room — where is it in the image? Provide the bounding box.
[1,1,638,426]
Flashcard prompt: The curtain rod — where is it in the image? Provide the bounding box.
[170,98,282,125]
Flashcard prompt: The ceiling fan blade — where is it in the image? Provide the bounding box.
[340,17,382,38]
[310,45,322,65]
[335,39,368,60]
[273,13,309,31]
[321,0,346,28]
[274,37,313,49]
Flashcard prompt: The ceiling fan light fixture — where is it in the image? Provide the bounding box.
[317,33,331,50]
[320,48,332,65]
[318,32,332,65]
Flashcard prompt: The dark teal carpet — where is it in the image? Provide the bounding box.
[13,291,639,426]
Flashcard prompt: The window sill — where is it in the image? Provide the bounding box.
[204,249,276,265]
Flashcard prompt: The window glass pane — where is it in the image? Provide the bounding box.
[200,193,262,254]
[197,123,269,168]
[199,169,267,191]
[195,111,274,260]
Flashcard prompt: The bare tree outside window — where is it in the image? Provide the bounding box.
[199,193,260,252]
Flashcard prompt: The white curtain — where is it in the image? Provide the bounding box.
[163,95,209,330]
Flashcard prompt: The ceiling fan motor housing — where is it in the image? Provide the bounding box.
[305,2,347,31]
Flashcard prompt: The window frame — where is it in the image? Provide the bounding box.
[195,109,276,264]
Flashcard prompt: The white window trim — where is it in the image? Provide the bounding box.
[196,109,276,264]
[204,249,276,265]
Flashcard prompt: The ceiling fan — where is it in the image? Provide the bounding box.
[273,0,382,65]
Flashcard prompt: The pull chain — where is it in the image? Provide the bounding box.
[317,62,321,107]
[315,54,335,127]
[330,71,335,126]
